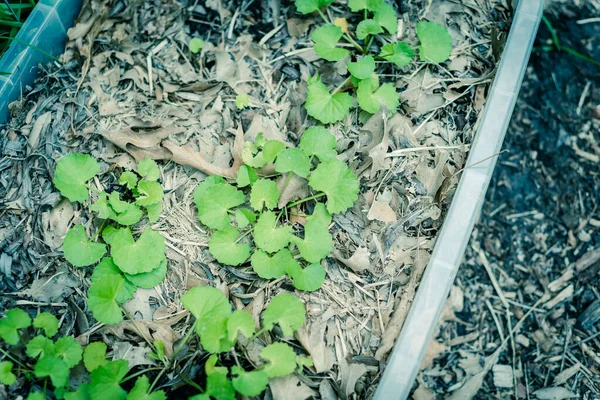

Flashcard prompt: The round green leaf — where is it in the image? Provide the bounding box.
[294,0,334,14]
[236,165,258,188]
[226,310,255,342]
[107,192,143,226]
[205,369,235,400]
[88,276,125,325]
[290,219,333,263]
[250,179,280,211]
[262,140,286,163]
[136,181,163,206]
[111,228,165,274]
[0,361,16,385]
[231,367,269,397]
[379,42,414,67]
[83,342,107,372]
[286,263,326,292]
[55,336,83,368]
[251,249,298,279]
[124,258,167,289]
[305,76,352,124]
[127,375,166,400]
[53,153,100,202]
[234,208,256,229]
[348,0,382,12]
[275,148,311,178]
[193,176,226,205]
[196,183,245,230]
[236,93,250,110]
[208,226,252,266]
[119,171,138,189]
[308,159,359,214]
[306,203,332,226]
[189,38,204,54]
[374,2,398,34]
[145,202,162,223]
[34,356,70,388]
[261,343,297,378]
[356,19,383,40]
[137,159,160,181]
[242,142,267,168]
[253,211,292,253]
[33,312,59,338]
[347,55,375,80]
[0,309,31,345]
[357,81,399,114]
[299,126,337,162]
[262,292,306,336]
[89,360,129,400]
[63,225,106,267]
[26,335,54,358]
[92,258,136,303]
[416,21,453,63]
[312,25,349,61]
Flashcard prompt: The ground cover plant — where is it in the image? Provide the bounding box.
[0,0,37,69]
[0,0,514,397]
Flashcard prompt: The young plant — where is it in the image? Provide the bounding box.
[0,309,167,399]
[182,287,312,398]
[194,127,359,292]
[53,154,167,324]
[295,0,453,124]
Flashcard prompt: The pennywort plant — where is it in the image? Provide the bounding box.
[0,309,166,399]
[53,154,166,324]
[295,0,453,124]
[182,287,312,399]
[194,128,359,292]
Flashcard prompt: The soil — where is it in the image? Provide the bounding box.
[416,1,600,398]
[0,0,519,398]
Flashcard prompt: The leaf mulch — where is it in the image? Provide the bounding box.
[416,1,600,399]
[0,0,513,398]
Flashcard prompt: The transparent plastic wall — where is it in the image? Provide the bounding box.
[0,0,82,123]
[374,1,545,398]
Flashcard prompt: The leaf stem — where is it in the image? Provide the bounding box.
[0,347,27,369]
[148,367,167,392]
[542,15,600,67]
[235,227,255,244]
[172,320,198,360]
[332,76,351,95]
[120,367,163,384]
[317,8,363,52]
[287,193,326,209]
[175,369,204,392]
[364,35,374,54]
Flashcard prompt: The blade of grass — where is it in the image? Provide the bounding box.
[3,36,59,61]
[0,19,23,28]
[1,0,19,21]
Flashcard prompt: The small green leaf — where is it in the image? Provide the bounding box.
[253,211,292,253]
[89,360,128,400]
[136,181,163,206]
[26,335,54,358]
[33,313,59,338]
[92,258,136,303]
[189,38,204,54]
[201,317,233,353]
[236,165,258,188]
[312,25,349,62]
[226,310,255,342]
[124,258,167,289]
[27,393,46,400]
[290,219,333,263]
[55,336,83,368]
[416,21,453,63]
[299,127,337,161]
[0,309,31,345]
[287,263,326,291]
[127,375,166,400]
[242,142,268,168]
[119,171,138,190]
[308,159,359,214]
[63,225,106,267]
[137,159,160,181]
[262,293,306,336]
[306,203,332,226]
[102,225,118,245]
[275,148,311,178]
[107,192,143,226]
[236,93,250,110]
[84,342,107,372]
[261,343,297,378]
[379,42,414,67]
[357,80,399,114]
[193,176,226,205]
[348,0,382,12]
[111,228,165,274]
[235,208,256,229]
[373,2,397,34]
[305,76,352,124]
[255,133,267,148]
[251,249,298,279]
[250,179,280,211]
[90,193,115,220]
[347,55,375,80]
[0,361,16,385]
[88,276,126,324]
[34,356,70,388]
[145,202,162,223]
[231,367,269,397]
[208,226,251,266]
[196,183,245,230]
[294,0,334,14]
[64,384,90,400]
[53,153,100,202]
[205,368,235,400]
[262,140,286,163]
[356,19,383,40]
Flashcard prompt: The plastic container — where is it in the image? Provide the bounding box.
[0,0,82,123]
[374,1,545,398]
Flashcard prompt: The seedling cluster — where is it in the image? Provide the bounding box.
[55,154,166,324]
[195,128,359,292]
[296,0,453,123]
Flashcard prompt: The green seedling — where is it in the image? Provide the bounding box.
[294,0,453,124]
